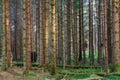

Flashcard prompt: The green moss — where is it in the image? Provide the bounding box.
[45,62,56,75]
[113,64,120,72]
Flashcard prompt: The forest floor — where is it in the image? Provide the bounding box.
[0,66,50,80]
[0,66,120,80]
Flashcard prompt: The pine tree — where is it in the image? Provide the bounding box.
[26,0,32,70]
[89,0,94,65]
[1,0,7,71]
[23,0,27,74]
[45,0,49,64]
[52,0,57,74]
[104,0,109,75]
[98,0,102,65]
[5,0,12,67]
[112,0,120,72]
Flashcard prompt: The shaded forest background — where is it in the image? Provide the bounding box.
[0,0,120,77]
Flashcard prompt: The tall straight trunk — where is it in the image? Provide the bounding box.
[26,0,32,69]
[79,0,82,62]
[42,0,46,64]
[107,0,112,64]
[104,0,109,75]
[31,0,36,53]
[5,0,12,67]
[45,0,49,64]
[57,0,60,65]
[57,0,63,65]
[13,0,22,61]
[14,0,17,61]
[81,0,85,64]
[73,0,78,65]
[66,0,71,65]
[119,0,120,64]
[98,0,102,65]
[63,0,66,69]
[39,0,44,65]
[52,0,57,70]
[40,0,45,65]
[23,0,27,74]
[89,0,94,65]
[18,0,23,61]
[36,0,40,63]
[112,0,120,72]
[1,0,7,71]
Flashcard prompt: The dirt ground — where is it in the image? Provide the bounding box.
[0,67,50,80]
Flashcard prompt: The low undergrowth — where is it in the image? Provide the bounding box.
[0,66,120,80]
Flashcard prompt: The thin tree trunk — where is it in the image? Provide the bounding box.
[45,0,49,64]
[104,0,109,75]
[63,0,66,69]
[5,0,12,67]
[89,0,94,65]
[73,0,78,65]
[81,0,85,64]
[79,0,82,62]
[40,0,45,65]
[98,0,102,66]
[1,0,7,71]
[57,0,63,65]
[14,0,17,61]
[107,0,112,64]
[52,0,57,72]
[26,0,32,69]
[36,0,40,63]
[67,0,71,65]
[23,0,27,74]
[39,0,44,65]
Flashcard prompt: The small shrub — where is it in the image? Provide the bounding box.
[45,62,56,75]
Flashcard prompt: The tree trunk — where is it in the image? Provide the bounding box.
[73,0,78,65]
[66,0,72,65]
[98,0,102,66]
[1,0,7,71]
[23,0,27,74]
[57,0,63,65]
[112,0,120,72]
[26,0,32,70]
[81,0,85,64]
[107,0,112,64]
[36,0,40,63]
[79,0,82,62]
[52,0,57,73]
[104,0,109,75]
[89,0,94,65]
[5,0,12,68]
[45,0,49,64]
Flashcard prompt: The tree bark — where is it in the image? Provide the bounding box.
[1,0,7,71]
[89,0,94,65]
[112,0,120,72]
[5,0,12,67]
[45,0,49,64]
[26,0,32,69]
[104,0,109,75]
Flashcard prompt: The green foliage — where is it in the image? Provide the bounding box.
[45,62,56,75]
[13,61,23,67]
[47,74,64,80]
[70,74,90,80]
[104,75,120,80]
[26,72,37,77]
[23,69,29,75]
[57,68,103,75]
[113,64,120,72]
